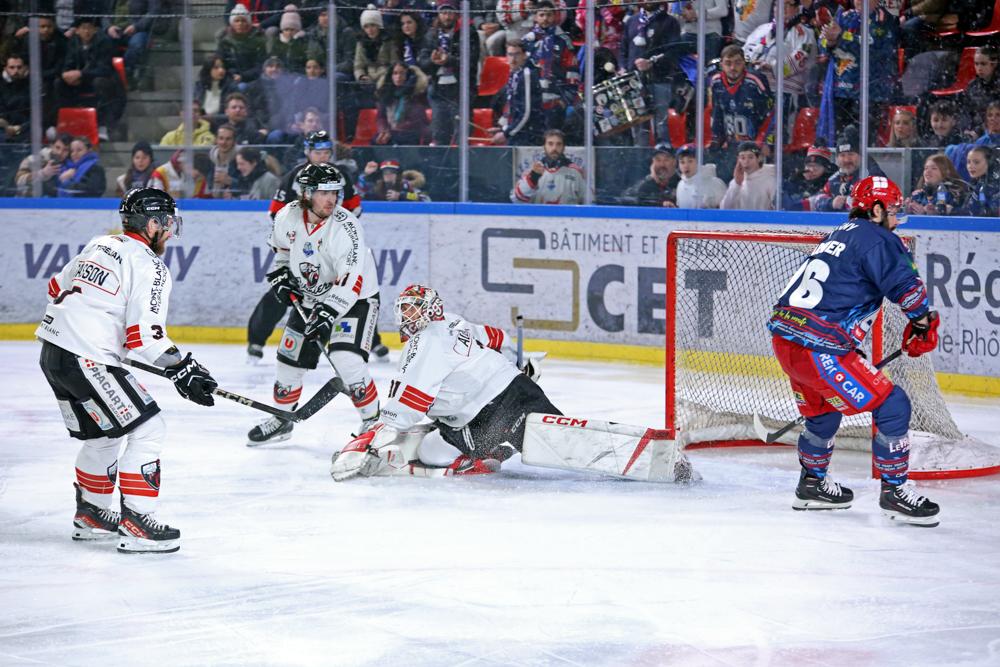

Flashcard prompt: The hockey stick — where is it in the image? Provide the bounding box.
[752,348,905,444]
[515,314,524,369]
[289,293,341,373]
[127,359,346,422]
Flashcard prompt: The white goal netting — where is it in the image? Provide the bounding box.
[666,230,1000,478]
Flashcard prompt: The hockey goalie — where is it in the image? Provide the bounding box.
[329,284,695,483]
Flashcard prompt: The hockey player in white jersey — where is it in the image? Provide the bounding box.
[36,188,218,554]
[330,284,560,481]
[247,163,382,446]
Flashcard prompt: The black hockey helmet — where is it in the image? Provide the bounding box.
[304,130,333,152]
[119,187,182,238]
[296,162,345,203]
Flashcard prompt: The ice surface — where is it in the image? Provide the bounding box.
[1,341,999,667]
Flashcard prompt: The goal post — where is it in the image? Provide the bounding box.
[664,229,1000,480]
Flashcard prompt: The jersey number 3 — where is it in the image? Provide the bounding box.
[783,258,830,309]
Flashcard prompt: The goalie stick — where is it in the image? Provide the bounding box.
[752,348,904,444]
[515,314,524,369]
[127,359,346,422]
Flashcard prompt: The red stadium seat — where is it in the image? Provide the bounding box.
[112,56,126,88]
[352,108,378,146]
[56,107,99,147]
[968,0,1000,36]
[469,108,495,145]
[703,105,713,147]
[931,47,977,96]
[786,107,819,153]
[477,56,509,98]
[666,109,687,148]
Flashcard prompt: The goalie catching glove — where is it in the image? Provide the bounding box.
[330,423,407,481]
[163,352,217,406]
[266,266,301,305]
[902,310,940,358]
[304,302,340,345]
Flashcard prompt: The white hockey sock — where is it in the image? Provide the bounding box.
[118,414,165,514]
[330,349,379,420]
[75,436,124,509]
[274,361,308,407]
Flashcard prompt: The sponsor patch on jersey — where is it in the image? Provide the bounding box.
[330,317,358,344]
[81,399,114,431]
[57,399,81,432]
[287,230,296,245]
[278,328,304,361]
[72,260,121,296]
[303,241,314,257]
[124,373,155,406]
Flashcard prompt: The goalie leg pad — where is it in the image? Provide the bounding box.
[522,414,697,483]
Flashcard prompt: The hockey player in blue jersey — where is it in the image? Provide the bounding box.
[767,176,942,527]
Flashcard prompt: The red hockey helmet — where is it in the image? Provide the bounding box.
[850,175,903,214]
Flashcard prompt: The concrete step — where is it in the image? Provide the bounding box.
[126,115,179,143]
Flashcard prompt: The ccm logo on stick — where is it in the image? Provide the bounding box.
[542,415,588,427]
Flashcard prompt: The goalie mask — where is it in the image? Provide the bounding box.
[395,284,445,342]
[119,187,182,238]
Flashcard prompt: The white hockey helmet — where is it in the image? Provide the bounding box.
[395,284,445,342]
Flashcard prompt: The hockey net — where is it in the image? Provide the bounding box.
[665,229,1000,480]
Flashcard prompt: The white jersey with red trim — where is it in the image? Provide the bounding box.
[35,233,177,367]
[269,200,379,313]
[380,313,520,431]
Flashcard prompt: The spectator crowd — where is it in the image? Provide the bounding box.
[0,0,998,214]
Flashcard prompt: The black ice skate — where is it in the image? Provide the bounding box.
[117,504,180,554]
[246,415,294,446]
[793,468,854,510]
[72,482,120,541]
[246,343,264,365]
[880,481,940,527]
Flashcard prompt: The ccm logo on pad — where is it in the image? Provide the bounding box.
[542,415,588,427]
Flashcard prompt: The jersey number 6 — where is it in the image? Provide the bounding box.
[782,258,830,309]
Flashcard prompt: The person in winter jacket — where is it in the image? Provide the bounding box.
[783,145,836,210]
[720,141,776,210]
[159,101,216,146]
[523,0,579,130]
[887,107,919,148]
[905,153,971,216]
[267,5,308,74]
[217,4,267,84]
[55,17,124,135]
[575,0,627,67]
[150,149,209,199]
[227,146,280,199]
[420,0,480,145]
[195,53,239,118]
[46,136,106,198]
[675,143,727,209]
[960,46,1000,135]
[511,128,585,204]
[375,62,430,145]
[922,100,963,148]
[962,146,1000,216]
[812,125,879,212]
[489,40,545,146]
[973,101,1000,148]
[626,143,681,206]
[115,141,155,196]
[357,159,431,201]
[355,6,394,87]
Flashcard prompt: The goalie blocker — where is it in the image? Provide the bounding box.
[522,414,697,483]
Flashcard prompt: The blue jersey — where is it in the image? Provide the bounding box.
[709,67,773,145]
[767,220,929,355]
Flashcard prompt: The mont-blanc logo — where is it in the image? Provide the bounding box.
[299,261,320,287]
[141,460,160,490]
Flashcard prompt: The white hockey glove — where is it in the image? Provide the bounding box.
[330,424,405,481]
[520,352,546,383]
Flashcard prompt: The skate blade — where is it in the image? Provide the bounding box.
[246,432,293,447]
[881,509,940,527]
[117,534,180,554]
[72,526,118,541]
[793,498,852,511]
